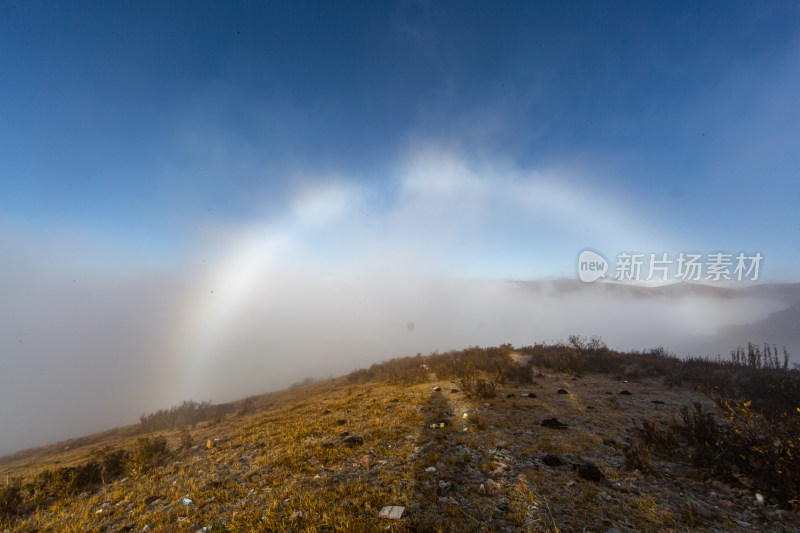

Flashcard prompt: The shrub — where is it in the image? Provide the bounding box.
[128,436,169,475]
[623,442,660,477]
[180,428,193,449]
[673,402,723,468]
[90,446,128,480]
[33,462,103,496]
[460,374,497,399]
[638,418,679,450]
[0,478,22,520]
[632,401,800,508]
[289,376,317,389]
[138,400,236,432]
[715,400,800,506]
[237,397,254,416]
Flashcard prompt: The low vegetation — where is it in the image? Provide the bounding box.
[630,399,800,508]
[138,400,237,433]
[0,479,22,521]
[1,338,798,531]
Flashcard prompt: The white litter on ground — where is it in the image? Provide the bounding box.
[378,505,405,519]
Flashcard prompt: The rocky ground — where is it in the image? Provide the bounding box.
[2,364,798,532]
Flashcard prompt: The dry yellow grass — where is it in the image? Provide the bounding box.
[1,366,797,532]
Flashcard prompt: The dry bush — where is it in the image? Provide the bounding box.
[347,353,430,384]
[180,427,194,449]
[33,461,103,497]
[517,338,627,375]
[138,400,236,432]
[0,478,22,521]
[460,374,497,399]
[633,401,800,508]
[713,400,800,507]
[90,445,128,480]
[638,419,679,450]
[623,442,661,477]
[128,436,169,476]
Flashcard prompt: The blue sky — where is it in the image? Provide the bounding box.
[2,1,800,453]
[3,1,799,278]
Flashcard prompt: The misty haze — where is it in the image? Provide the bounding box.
[2,2,800,531]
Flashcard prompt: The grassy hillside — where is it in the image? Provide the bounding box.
[2,340,799,532]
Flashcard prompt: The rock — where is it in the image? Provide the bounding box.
[557,388,569,394]
[619,390,633,395]
[433,386,442,392]
[576,463,604,482]
[542,454,564,467]
[425,466,437,473]
[342,435,364,447]
[541,418,568,429]
[485,479,503,494]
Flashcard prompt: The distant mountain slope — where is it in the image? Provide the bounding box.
[516,278,800,302]
[716,302,800,358]
[677,301,800,361]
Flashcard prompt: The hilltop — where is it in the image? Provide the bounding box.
[2,341,800,532]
